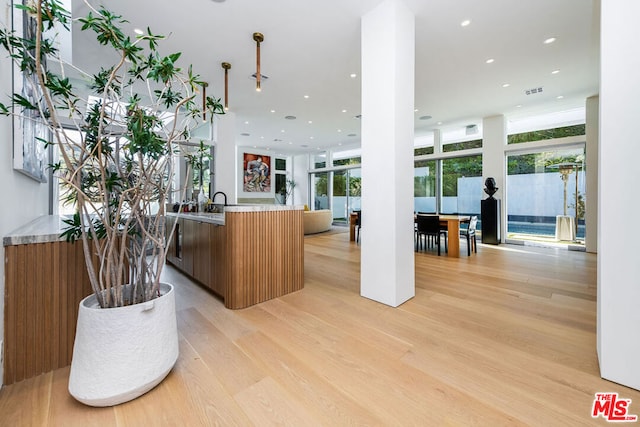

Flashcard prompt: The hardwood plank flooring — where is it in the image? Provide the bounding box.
[1,230,637,426]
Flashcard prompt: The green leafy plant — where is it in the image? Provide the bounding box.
[0,0,224,308]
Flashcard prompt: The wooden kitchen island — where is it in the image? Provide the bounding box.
[166,205,304,309]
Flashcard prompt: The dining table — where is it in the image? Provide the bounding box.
[416,214,471,258]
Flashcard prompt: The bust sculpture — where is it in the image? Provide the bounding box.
[484,177,498,199]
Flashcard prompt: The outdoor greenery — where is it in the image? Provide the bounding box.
[508,124,585,144]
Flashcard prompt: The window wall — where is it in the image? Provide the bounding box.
[506,146,586,242]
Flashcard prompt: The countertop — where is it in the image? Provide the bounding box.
[3,215,72,246]
[4,205,305,246]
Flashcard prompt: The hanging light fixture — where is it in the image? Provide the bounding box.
[201,82,208,122]
[253,32,264,92]
[221,62,231,110]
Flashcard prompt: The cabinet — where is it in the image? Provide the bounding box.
[192,221,211,287]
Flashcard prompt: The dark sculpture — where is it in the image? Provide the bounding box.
[484,177,498,198]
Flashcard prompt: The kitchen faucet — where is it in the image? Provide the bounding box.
[212,191,228,206]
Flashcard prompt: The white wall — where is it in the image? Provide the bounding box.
[0,0,50,387]
[598,0,640,391]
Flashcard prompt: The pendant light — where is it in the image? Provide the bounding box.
[253,32,264,92]
[221,62,231,110]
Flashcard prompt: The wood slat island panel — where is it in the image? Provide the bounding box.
[166,206,304,310]
[224,209,304,309]
[4,241,93,385]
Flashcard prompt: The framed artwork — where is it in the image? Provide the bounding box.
[242,152,271,193]
[11,0,49,183]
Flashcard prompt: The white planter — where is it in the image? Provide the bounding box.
[68,282,179,407]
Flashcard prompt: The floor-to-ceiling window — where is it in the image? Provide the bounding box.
[505,124,586,244]
[506,146,585,243]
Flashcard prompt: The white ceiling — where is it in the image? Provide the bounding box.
[70,0,599,154]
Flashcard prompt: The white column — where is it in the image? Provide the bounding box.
[360,0,415,307]
[292,154,309,207]
[482,115,507,242]
[213,112,237,204]
[598,0,640,391]
[585,96,598,253]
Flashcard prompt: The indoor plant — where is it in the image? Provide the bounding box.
[0,0,223,405]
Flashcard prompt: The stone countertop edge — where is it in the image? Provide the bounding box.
[3,215,70,246]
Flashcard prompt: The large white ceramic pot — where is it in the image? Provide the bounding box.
[68,282,179,407]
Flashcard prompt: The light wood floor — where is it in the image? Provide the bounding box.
[1,230,637,426]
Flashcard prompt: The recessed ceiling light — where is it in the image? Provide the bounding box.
[502,83,510,88]
[414,109,419,112]
[266,147,270,151]
[134,28,144,35]
[437,121,443,125]
[310,136,314,140]
[288,142,293,145]
[270,109,276,113]
[544,37,556,44]
[260,136,265,139]
[342,109,347,113]
[308,120,312,124]
[557,95,564,99]
[486,58,495,64]
[284,115,296,120]
[281,129,285,133]
[461,19,471,27]
[337,129,342,132]
[516,104,522,108]
[551,70,560,74]
[244,121,249,125]
[350,73,357,78]
[304,95,309,99]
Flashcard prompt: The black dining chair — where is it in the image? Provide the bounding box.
[355,210,362,244]
[460,215,478,256]
[417,212,448,252]
[416,215,445,255]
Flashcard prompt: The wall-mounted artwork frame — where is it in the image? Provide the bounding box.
[242,152,271,193]
[11,0,49,183]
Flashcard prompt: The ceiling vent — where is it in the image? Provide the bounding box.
[465,124,478,135]
[284,115,296,120]
[525,87,543,95]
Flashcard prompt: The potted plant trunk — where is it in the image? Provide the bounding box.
[0,0,223,406]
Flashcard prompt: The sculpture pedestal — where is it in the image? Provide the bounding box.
[555,215,576,241]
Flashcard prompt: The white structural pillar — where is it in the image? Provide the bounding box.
[214,112,237,204]
[598,0,640,391]
[585,96,598,253]
[360,0,415,307]
[482,115,507,242]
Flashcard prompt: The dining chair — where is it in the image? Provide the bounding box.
[355,210,362,244]
[416,215,444,255]
[417,212,447,251]
[460,215,478,256]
